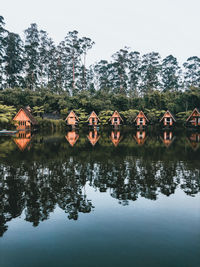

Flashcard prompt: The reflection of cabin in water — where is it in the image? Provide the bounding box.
[134,111,149,128]
[14,131,32,151]
[110,111,123,127]
[13,106,38,130]
[160,131,175,148]
[88,111,100,126]
[65,110,79,127]
[187,133,200,151]
[160,110,176,127]
[134,131,147,145]
[186,108,200,127]
[87,130,100,146]
[65,131,79,147]
[110,131,122,147]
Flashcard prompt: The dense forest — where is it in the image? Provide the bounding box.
[0,15,200,123]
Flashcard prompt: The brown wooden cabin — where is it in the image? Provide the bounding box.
[110,111,123,127]
[14,130,32,151]
[134,131,147,145]
[87,130,100,146]
[134,111,149,128]
[65,130,79,147]
[65,110,79,127]
[160,110,176,127]
[88,111,100,127]
[187,133,200,151]
[110,130,122,147]
[13,107,38,130]
[160,131,175,148]
[186,108,200,127]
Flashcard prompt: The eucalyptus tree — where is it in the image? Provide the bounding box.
[110,48,129,94]
[93,60,112,91]
[140,52,161,94]
[161,55,181,92]
[127,51,141,96]
[183,56,200,88]
[24,23,40,90]
[4,32,24,88]
[0,16,7,88]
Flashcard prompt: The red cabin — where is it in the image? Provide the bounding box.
[14,131,32,151]
[13,107,38,130]
[160,110,176,127]
[65,110,79,127]
[134,131,147,145]
[186,108,200,127]
[87,130,100,146]
[65,130,79,147]
[110,130,122,147]
[110,111,123,127]
[134,111,149,127]
[88,111,100,126]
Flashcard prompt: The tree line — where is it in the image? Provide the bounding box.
[0,15,200,95]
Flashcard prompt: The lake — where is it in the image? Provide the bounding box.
[0,128,199,267]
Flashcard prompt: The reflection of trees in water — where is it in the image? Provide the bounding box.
[0,156,199,236]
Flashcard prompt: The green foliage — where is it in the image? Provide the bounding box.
[0,104,16,123]
[99,110,114,125]
[120,109,139,124]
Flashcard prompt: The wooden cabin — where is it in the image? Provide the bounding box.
[187,133,200,151]
[160,110,176,127]
[88,111,100,127]
[134,131,147,145]
[87,130,100,146]
[134,111,149,128]
[13,107,38,130]
[65,110,79,127]
[110,130,122,147]
[14,131,32,151]
[65,130,79,147]
[186,108,200,127]
[110,111,123,127]
[160,131,175,148]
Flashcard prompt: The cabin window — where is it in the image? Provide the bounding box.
[114,117,118,122]
[139,118,143,124]
[92,118,95,124]
[139,132,143,139]
[166,117,171,124]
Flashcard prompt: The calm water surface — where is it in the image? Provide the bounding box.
[0,129,199,267]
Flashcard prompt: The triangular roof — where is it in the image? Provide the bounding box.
[87,111,100,121]
[134,111,149,122]
[160,110,176,122]
[65,110,79,121]
[13,107,38,125]
[87,134,100,146]
[186,108,200,122]
[109,110,123,121]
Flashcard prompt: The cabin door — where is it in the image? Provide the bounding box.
[139,118,143,125]
[92,118,95,125]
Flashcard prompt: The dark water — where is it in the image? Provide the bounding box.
[0,129,199,267]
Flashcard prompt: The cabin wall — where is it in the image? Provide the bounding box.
[89,117,98,125]
[111,117,120,125]
[67,117,76,125]
[14,110,32,129]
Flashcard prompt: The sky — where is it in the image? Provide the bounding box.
[1,0,200,65]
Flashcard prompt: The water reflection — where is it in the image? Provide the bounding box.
[65,130,79,147]
[14,130,32,151]
[134,131,147,145]
[110,130,122,147]
[0,129,200,237]
[160,131,176,148]
[87,129,100,146]
[187,132,200,151]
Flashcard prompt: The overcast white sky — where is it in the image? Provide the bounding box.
[1,0,200,65]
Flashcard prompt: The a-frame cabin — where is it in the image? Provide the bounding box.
[186,108,200,127]
[65,110,79,127]
[109,111,123,127]
[160,110,176,127]
[13,107,38,130]
[134,111,149,128]
[88,111,100,126]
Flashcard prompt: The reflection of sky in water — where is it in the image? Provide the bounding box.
[1,185,200,267]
